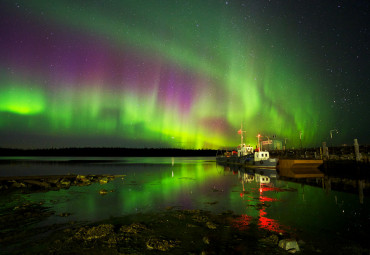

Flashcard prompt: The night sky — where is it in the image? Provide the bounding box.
[0,0,369,149]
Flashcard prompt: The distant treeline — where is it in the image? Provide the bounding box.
[0,147,218,157]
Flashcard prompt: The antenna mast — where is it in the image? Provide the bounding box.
[238,123,246,145]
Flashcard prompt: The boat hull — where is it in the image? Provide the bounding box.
[216,156,278,169]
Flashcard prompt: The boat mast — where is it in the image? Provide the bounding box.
[238,123,246,146]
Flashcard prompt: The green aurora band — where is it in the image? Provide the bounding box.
[0,0,332,148]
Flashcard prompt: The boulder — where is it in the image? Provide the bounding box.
[278,239,300,252]
[11,181,27,188]
[206,221,217,229]
[76,175,90,183]
[24,180,51,188]
[47,178,60,184]
[120,223,147,234]
[74,224,114,241]
[99,177,109,184]
[146,237,179,251]
[99,189,108,195]
[60,179,71,186]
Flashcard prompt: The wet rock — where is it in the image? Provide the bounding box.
[99,189,108,195]
[173,212,186,220]
[186,209,201,214]
[120,223,147,234]
[192,214,209,223]
[146,236,180,251]
[203,236,210,245]
[76,175,87,181]
[24,179,51,188]
[60,179,71,187]
[99,177,109,185]
[11,181,26,188]
[47,178,60,184]
[278,239,300,252]
[206,221,217,229]
[1,174,123,193]
[74,224,114,241]
[76,175,91,186]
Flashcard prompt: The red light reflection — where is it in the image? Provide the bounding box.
[257,184,285,233]
[258,209,285,233]
[236,176,287,233]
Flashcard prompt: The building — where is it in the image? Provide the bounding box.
[261,139,282,151]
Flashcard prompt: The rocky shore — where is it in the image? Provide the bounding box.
[1,205,303,254]
[0,175,368,254]
[0,174,120,193]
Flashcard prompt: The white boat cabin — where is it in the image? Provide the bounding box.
[254,151,270,161]
[238,144,254,157]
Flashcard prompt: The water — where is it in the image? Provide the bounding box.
[1,156,369,252]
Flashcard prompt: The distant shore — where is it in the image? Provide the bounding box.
[0,147,218,157]
[0,145,368,158]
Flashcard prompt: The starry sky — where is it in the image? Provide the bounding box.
[0,0,369,149]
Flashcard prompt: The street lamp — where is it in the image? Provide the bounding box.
[330,129,338,140]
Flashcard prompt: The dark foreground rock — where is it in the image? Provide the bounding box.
[0,204,309,255]
[1,205,369,254]
[0,174,123,193]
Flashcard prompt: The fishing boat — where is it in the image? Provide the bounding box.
[238,150,278,169]
[216,125,278,169]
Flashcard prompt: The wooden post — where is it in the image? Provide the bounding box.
[354,139,361,162]
[322,142,329,159]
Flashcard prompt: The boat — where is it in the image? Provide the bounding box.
[216,125,278,169]
[238,150,278,169]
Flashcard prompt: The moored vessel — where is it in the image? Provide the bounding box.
[216,125,278,169]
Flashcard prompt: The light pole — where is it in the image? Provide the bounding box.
[330,129,338,154]
[299,131,302,151]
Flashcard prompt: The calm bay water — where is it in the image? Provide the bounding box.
[1,156,369,252]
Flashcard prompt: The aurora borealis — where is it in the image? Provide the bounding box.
[0,1,369,149]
